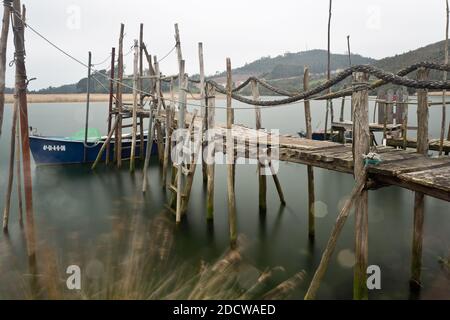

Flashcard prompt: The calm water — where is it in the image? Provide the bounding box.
[0,97,449,299]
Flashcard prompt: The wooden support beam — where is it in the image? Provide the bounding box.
[198,42,208,184]
[92,117,120,170]
[83,51,92,163]
[410,67,429,290]
[440,0,449,156]
[153,57,164,166]
[352,72,370,300]
[0,0,11,136]
[251,79,267,213]
[12,0,35,257]
[304,67,315,240]
[115,23,124,168]
[15,114,23,227]
[226,58,237,248]
[130,40,139,173]
[206,84,216,220]
[162,78,174,187]
[175,62,187,224]
[105,47,115,165]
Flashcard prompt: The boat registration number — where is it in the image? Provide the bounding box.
[43,145,66,152]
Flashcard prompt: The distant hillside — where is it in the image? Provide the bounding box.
[374,40,449,74]
[29,41,449,95]
[217,49,375,79]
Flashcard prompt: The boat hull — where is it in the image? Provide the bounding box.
[29,136,158,165]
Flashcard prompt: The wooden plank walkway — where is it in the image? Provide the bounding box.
[157,111,450,203]
[387,137,450,154]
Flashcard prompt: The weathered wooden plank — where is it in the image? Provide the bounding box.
[368,157,450,176]
[400,166,450,193]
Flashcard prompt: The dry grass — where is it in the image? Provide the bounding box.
[0,209,305,300]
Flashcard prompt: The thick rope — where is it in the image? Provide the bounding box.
[206,63,450,106]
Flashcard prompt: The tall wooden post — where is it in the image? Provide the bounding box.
[162,78,174,187]
[251,79,267,213]
[226,58,237,248]
[440,0,449,156]
[142,53,156,193]
[83,52,92,163]
[410,67,429,289]
[352,72,370,300]
[12,0,35,257]
[176,62,187,224]
[15,114,23,226]
[105,47,115,165]
[0,0,11,136]
[304,67,315,240]
[154,57,164,166]
[206,84,216,220]
[198,43,208,184]
[130,40,139,173]
[115,24,124,168]
[139,23,144,106]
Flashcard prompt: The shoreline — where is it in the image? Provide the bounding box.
[4,93,215,104]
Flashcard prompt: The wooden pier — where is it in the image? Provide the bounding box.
[0,4,450,300]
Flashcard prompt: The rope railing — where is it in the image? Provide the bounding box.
[205,63,450,107]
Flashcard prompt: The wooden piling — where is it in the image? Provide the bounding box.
[352,72,370,300]
[92,117,120,170]
[105,47,115,165]
[198,43,208,184]
[304,67,315,240]
[226,58,237,248]
[410,67,429,289]
[130,40,139,173]
[83,52,92,163]
[206,84,216,220]
[15,114,23,226]
[440,0,449,156]
[116,24,125,168]
[251,79,267,213]
[12,0,35,257]
[0,0,11,136]
[176,64,187,224]
[162,78,174,187]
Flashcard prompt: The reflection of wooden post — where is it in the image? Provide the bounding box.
[304,67,315,240]
[410,67,429,290]
[206,84,216,220]
[130,40,139,173]
[352,72,370,300]
[251,79,266,213]
[226,58,237,248]
[305,170,367,300]
[116,24,125,168]
[12,0,35,257]
[2,95,18,231]
[0,0,11,136]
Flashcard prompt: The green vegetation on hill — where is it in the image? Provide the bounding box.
[26,40,449,95]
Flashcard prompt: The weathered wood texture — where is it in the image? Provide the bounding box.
[304,67,315,239]
[352,72,370,300]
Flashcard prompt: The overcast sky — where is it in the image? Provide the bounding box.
[4,0,448,90]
